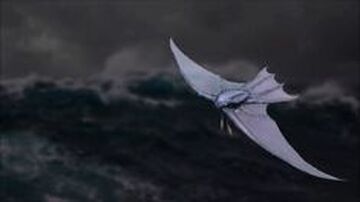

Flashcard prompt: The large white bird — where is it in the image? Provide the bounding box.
[169,38,341,181]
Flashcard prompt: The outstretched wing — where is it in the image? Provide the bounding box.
[170,39,244,101]
[245,67,298,103]
[223,105,341,181]
[170,38,341,180]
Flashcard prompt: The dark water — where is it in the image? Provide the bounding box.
[0,78,358,202]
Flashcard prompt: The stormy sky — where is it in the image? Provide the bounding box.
[1,1,360,201]
[1,0,359,91]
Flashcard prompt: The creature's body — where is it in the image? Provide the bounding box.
[215,90,250,108]
[170,38,342,181]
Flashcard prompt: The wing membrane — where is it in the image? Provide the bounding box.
[223,105,341,181]
[170,39,244,100]
[170,39,341,181]
[246,67,298,103]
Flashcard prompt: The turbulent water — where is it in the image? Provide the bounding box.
[0,76,359,202]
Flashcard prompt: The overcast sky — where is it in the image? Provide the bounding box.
[1,0,359,91]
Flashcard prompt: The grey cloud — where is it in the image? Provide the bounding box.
[1,0,359,92]
[208,59,260,82]
[1,6,94,78]
[102,43,174,81]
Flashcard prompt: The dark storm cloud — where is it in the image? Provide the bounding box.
[1,0,359,91]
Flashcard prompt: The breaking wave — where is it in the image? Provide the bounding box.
[1,74,359,202]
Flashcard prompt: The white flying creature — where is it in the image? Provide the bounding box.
[169,38,342,181]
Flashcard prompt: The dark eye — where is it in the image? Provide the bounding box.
[227,102,240,108]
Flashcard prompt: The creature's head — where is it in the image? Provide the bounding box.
[215,89,250,108]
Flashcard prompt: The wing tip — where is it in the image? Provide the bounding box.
[169,38,187,62]
[169,37,176,51]
[169,37,180,54]
[169,37,174,45]
[316,173,345,182]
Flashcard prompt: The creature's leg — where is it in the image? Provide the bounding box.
[226,121,233,136]
[220,113,225,131]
